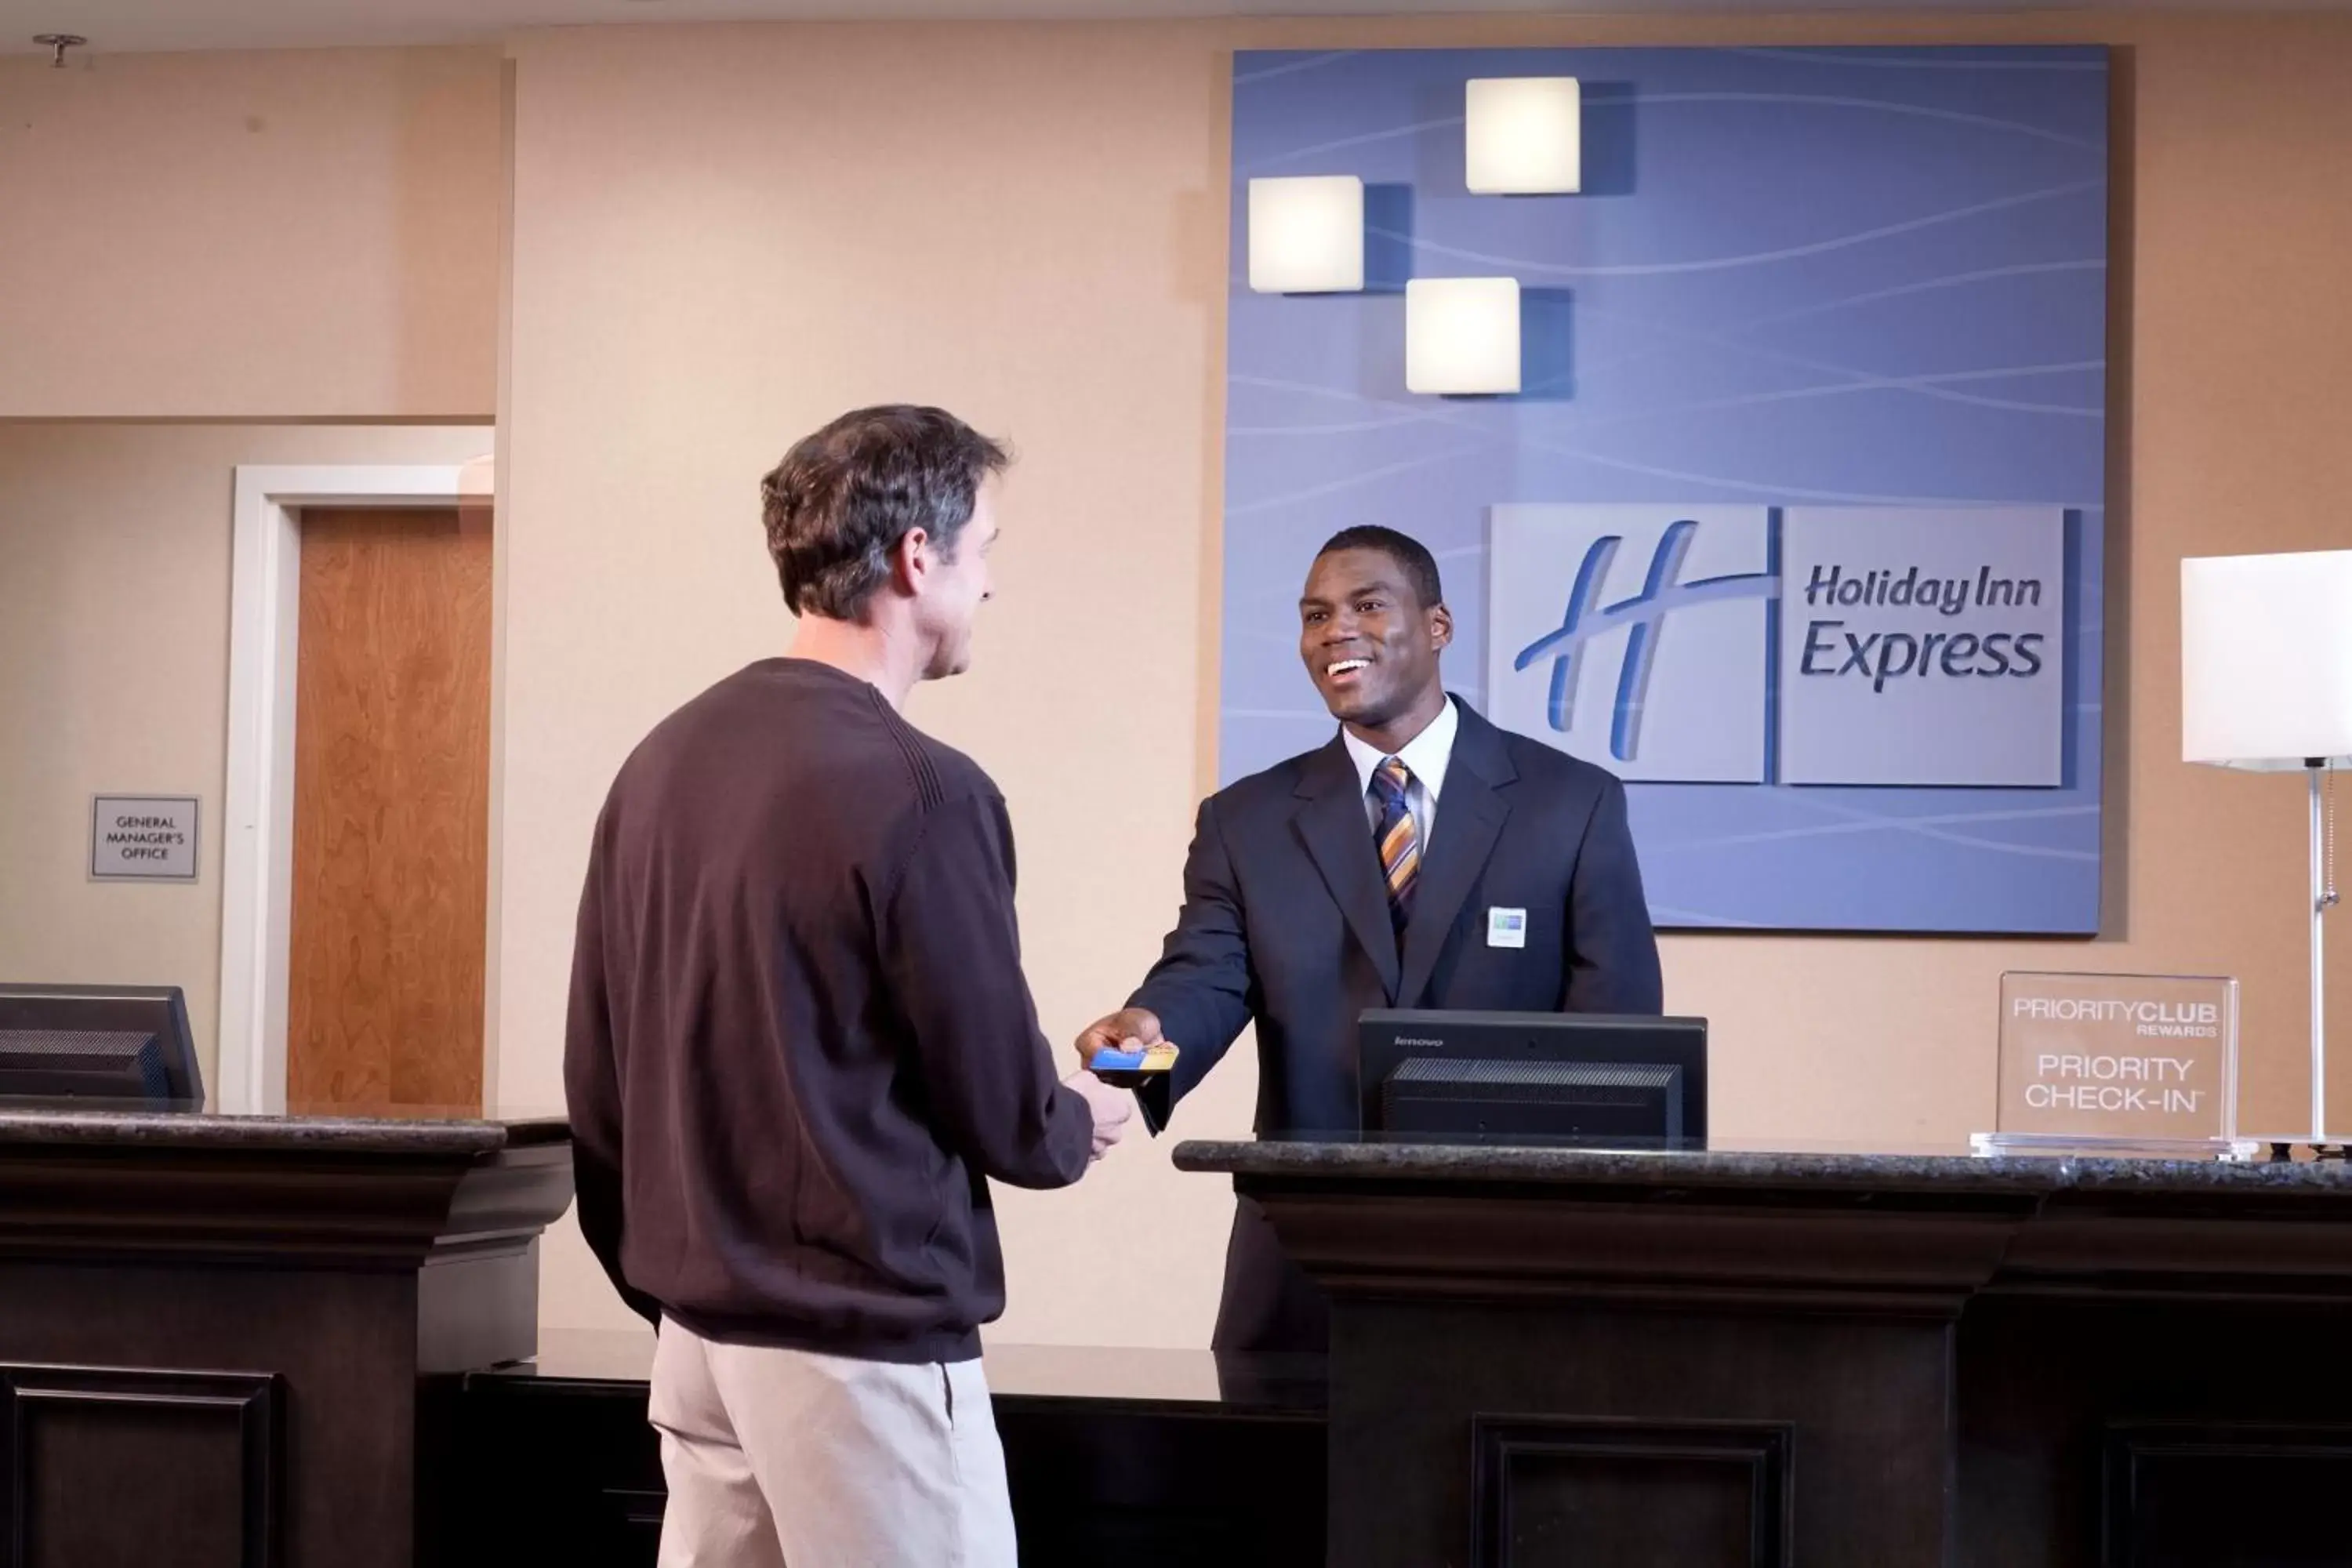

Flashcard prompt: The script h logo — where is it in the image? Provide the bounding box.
[1511,519,1777,762]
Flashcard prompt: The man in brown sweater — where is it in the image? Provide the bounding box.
[564,405,1130,1567]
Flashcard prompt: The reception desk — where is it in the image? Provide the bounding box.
[1176,1138,2352,1568]
[0,1104,572,1568]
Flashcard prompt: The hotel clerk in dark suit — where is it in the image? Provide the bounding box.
[1078,524,1664,1352]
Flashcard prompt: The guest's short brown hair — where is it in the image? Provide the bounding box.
[759,405,1010,620]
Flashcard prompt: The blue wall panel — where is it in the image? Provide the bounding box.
[1220,46,2108,933]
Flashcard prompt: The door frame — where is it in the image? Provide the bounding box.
[217,465,477,1113]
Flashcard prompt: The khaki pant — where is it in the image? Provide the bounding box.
[649,1318,1018,1568]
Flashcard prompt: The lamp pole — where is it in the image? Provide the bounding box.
[2313,761,2328,1147]
[2315,761,2343,1149]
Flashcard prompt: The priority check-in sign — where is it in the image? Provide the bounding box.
[1994,972,2238,1144]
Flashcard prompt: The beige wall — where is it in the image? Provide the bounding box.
[499,14,2352,1347]
[0,423,493,1091]
[0,47,502,418]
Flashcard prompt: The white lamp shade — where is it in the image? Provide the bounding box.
[1465,77,1582,195]
[2181,549,2352,769]
[1405,278,1520,395]
[1247,175,1364,294]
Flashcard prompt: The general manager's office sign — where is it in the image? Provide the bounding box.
[90,796,199,882]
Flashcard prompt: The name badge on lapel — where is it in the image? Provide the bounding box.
[1486,907,1527,949]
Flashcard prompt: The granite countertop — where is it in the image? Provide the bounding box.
[0,1102,570,1155]
[1172,1138,2352,1198]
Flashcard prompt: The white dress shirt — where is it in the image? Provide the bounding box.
[1341,695,1460,851]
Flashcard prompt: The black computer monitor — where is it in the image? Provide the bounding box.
[1359,1010,1707,1144]
[0,984,204,1106]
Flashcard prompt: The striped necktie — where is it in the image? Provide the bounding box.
[1370,757,1420,935]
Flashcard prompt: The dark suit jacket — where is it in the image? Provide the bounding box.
[1128,697,1662,1351]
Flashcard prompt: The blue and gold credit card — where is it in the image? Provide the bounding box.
[1089,1042,1178,1087]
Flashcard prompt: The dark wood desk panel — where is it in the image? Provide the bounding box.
[0,1105,572,1568]
[1175,1138,2352,1568]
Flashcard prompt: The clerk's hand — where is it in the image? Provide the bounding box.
[1074,1006,1163,1072]
[1062,1069,1134,1162]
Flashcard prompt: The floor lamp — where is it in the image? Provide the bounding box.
[2182,550,2352,1147]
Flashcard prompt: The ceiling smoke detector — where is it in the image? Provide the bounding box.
[32,33,87,67]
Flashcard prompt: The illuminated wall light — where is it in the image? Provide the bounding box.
[1405,278,1521,395]
[1247,175,1365,294]
[1465,77,1582,195]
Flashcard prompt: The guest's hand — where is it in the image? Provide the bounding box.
[1062,1069,1134,1162]
[1074,1006,1163,1072]
[1068,1072,1138,1161]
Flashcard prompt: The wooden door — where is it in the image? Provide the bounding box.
[285,507,490,1112]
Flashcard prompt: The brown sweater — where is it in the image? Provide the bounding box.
[563,659,1093,1363]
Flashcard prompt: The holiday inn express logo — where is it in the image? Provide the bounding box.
[1507,517,1774,763]
[1486,504,2068,789]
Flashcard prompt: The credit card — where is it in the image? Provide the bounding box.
[1090,1042,1178,1086]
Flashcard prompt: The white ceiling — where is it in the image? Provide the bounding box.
[4,0,2346,57]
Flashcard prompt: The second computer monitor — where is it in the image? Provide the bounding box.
[1359,1009,1708,1145]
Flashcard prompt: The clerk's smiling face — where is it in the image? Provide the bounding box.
[1298,546,1452,730]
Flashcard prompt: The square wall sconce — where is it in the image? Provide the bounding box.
[1247,175,1365,294]
[1406,278,1521,394]
[1465,77,1582,195]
